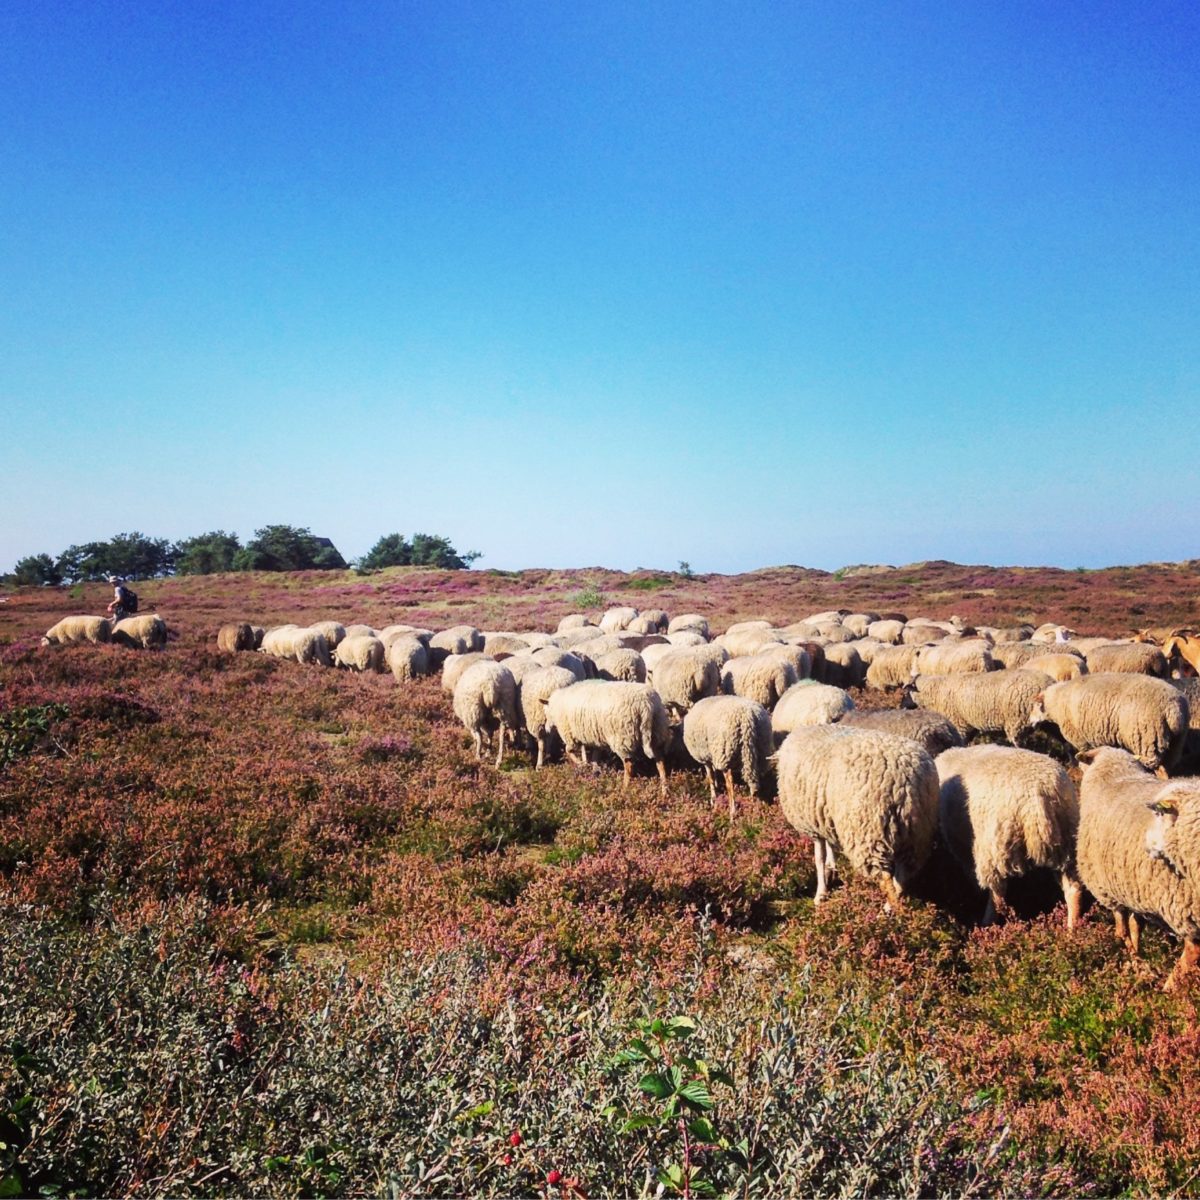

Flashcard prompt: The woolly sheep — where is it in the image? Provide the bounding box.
[292,627,332,667]
[1077,747,1200,988]
[902,622,950,646]
[590,648,647,683]
[772,681,854,740]
[757,642,812,681]
[1084,642,1168,678]
[442,652,493,693]
[820,643,865,689]
[482,633,530,660]
[387,636,429,682]
[517,665,578,768]
[498,654,541,687]
[641,643,678,675]
[260,625,300,658]
[453,660,519,768]
[666,630,707,648]
[557,614,593,633]
[615,633,668,653]
[990,641,1082,670]
[810,622,856,644]
[335,634,386,673]
[343,624,377,640]
[518,632,556,650]
[725,620,774,634]
[556,626,607,649]
[626,615,660,635]
[599,606,639,633]
[776,725,940,906]
[842,613,879,638]
[544,680,671,792]
[1030,674,1189,771]
[914,639,995,677]
[111,614,167,650]
[216,623,255,653]
[906,669,1050,745]
[572,635,628,659]
[837,708,963,758]
[865,645,921,690]
[529,646,590,681]
[429,625,484,667]
[649,649,722,717]
[378,625,433,647]
[867,619,905,645]
[846,638,884,666]
[41,615,111,646]
[640,608,670,632]
[1023,653,1087,682]
[936,745,1082,927]
[721,654,797,710]
[1032,623,1072,643]
[683,695,774,816]
[667,614,709,638]
[311,621,346,649]
[716,627,784,658]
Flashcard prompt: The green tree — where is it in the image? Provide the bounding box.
[174,531,241,575]
[409,533,480,569]
[9,553,62,586]
[233,526,346,572]
[104,532,176,579]
[358,534,412,570]
[56,541,111,583]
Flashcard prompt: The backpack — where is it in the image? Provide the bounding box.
[119,586,138,614]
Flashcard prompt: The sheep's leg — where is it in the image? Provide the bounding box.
[580,745,589,765]
[824,840,838,885]
[721,770,736,821]
[623,758,634,789]
[1128,912,1142,956]
[881,874,905,911]
[495,726,506,769]
[982,882,1008,926]
[1113,909,1128,944]
[1062,875,1084,931]
[1165,937,1200,992]
[704,765,717,805]
[813,839,828,903]
[655,759,667,797]
[536,734,545,770]
[473,730,484,760]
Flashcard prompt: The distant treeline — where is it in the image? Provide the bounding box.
[5,527,480,585]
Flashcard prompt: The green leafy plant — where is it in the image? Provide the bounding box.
[0,704,69,771]
[569,583,605,609]
[605,1015,745,1198]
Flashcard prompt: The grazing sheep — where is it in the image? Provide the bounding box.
[518,665,578,768]
[1023,653,1087,682]
[836,708,964,758]
[1084,642,1169,678]
[529,646,590,681]
[482,633,530,660]
[334,634,386,673]
[772,681,854,741]
[111,614,167,650]
[821,643,865,688]
[641,642,679,675]
[544,680,671,792]
[387,636,429,682]
[518,631,556,650]
[217,622,256,653]
[907,669,1051,746]
[590,648,647,683]
[292,627,333,667]
[668,613,710,638]
[442,652,492,693]
[914,639,995,676]
[666,629,708,648]
[810,622,856,644]
[625,615,660,635]
[776,725,940,906]
[865,645,921,690]
[1077,747,1200,988]
[1030,674,1189,771]
[556,626,607,649]
[599,606,639,633]
[378,625,433,647]
[649,649,722,717]
[683,695,774,816]
[429,625,484,667]
[311,621,347,649]
[557,614,593,633]
[640,608,670,632]
[1032,623,1072,643]
[936,745,1082,927]
[902,623,950,646]
[453,660,520,767]
[726,619,774,634]
[867,619,905,645]
[716,628,784,658]
[721,654,797,710]
[41,616,111,646]
[990,640,1082,670]
[842,613,880,638]
[757,642,812,681]
[343,624,377,640]
[260,625,300,658]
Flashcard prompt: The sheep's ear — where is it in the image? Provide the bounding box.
[1076,748,1099,765]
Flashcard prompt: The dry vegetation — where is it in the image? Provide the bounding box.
[2,561,1199,1196]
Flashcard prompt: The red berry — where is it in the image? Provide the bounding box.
[509,1131,522,1147]
[547,1169,563,1185]
[502,1154,513,1167]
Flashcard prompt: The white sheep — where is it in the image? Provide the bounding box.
[111,614,168,650]
[517,665,578,768]
[334,634,385,673]
[41,615,111,646]
[599,606,639,633]
[590,648,647,683]
[914,639,995,676]
[776,724,940,907]
[441,652,493,694]
[544,680,671,793]
[1030,673,1189,771]
[820,643,865,688]
[216,623,255,653]
[666,630,708,648]
[1023,653,1087,682]
[453,660,520,767]
[482,633,530,660]
[757,642,812,681]
[529,646,590,681]
[387,636,429,682]
[936,745,1082,927]
[907,669,1051,745]
[378,625,433,646]
[1077,747,1200,989]
[865,645,921,690]
[715,628,783,658]
[429,625,484,667]
[836,708,964,758]
[721,654,797,710]
[556,614,593,633]
[990,640,1083,670]
[682,695,773,817]
[648,649,722,717]
[867,619,905,645]
[772,681,854,741]
[311,621,346,649]
[668,614,710,638]
[1084,642,1168,678]
[260,625,300,658]
[342,624,378,640]
[292,627,333,667]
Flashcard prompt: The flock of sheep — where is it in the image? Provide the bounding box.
[41,602,1200,989]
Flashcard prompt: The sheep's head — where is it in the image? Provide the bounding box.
[1029,692,1048,725]
[898,682,918,710]
[1146,795,1183,875]
[39,635,51,647]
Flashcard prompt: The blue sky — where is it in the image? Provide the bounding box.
[3,1,1197,572]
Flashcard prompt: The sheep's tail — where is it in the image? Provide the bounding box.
[1023,796,1071,873]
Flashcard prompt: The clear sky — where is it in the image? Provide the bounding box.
[3,1,1197,573]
